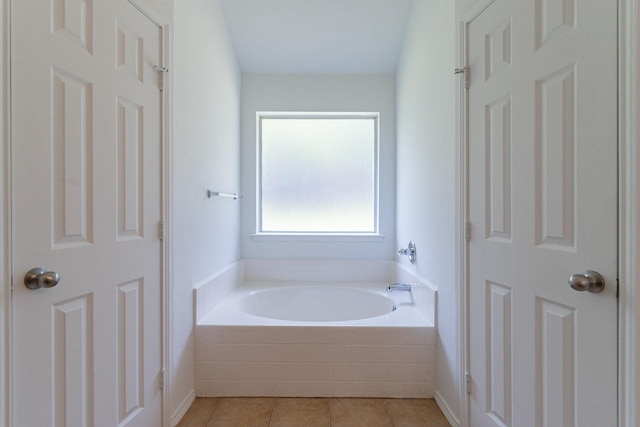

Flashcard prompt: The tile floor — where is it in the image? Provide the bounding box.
[177,397,451,427]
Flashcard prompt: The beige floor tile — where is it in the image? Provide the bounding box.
[330,398,393,427]
[385,399,451,427]
[206,397,274,427]
[269,398,330,427]
[178,396,450,427]
[176,398,219,427]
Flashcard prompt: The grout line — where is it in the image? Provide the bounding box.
[205,397,221,427]
[384,399,396,427]
[267,397,276,426]
[328,398,334,427]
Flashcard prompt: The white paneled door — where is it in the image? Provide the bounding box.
[11,0,165,426]
[466,0,617,425]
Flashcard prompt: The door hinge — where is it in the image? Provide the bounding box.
[160,368,165,389]
[465,372,472,394]
[153,65,169,92]
[455,66,470,89]
[465,221,471,242]
[159,220,164,241]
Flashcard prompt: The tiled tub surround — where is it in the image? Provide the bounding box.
[194,259,436,398]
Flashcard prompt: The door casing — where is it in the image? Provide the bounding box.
[0,1,9,426]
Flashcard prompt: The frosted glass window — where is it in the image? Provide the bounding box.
[259,114,378,233]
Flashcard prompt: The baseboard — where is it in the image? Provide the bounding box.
[434,391,460,427]
[170,390,196,427]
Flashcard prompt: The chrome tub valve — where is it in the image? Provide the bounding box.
[397,240,416,264]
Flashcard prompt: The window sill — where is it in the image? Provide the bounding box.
[250,233,386,242]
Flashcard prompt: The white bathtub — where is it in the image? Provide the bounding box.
[199,282,432,327]
[240,286,395,322]
[194,260,437,398]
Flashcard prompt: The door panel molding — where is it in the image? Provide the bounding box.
[53,294,95,427]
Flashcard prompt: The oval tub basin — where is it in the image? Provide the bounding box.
[239,286,395,321]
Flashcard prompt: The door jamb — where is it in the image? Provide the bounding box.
[126,1,173,426]
[618,0,638,425]
[1,0,11,425]
[456,3,496,426]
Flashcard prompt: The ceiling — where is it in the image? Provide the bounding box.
[219,0,414,74]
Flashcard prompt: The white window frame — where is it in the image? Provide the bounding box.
[254,111,382,240]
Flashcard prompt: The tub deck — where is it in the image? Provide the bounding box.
[199,282,434,327]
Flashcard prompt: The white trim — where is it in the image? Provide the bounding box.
[250,233,385,242]
[457,2,496,426]
[618,0,638,426]
[123,4,172,425]
[255,111,381,236]
[135,4,173,426]
[460,0,497,26]
[256,111,381,119]
[434,390,461,427]
[160,22,173,427]
[1,0,10,425]
[158,18,173,427]
[455,14,470,427]
[127,0,171,26]
[169,389,195,427]
[122,4,174,425]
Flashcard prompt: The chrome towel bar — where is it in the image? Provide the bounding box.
[207,190,242,200]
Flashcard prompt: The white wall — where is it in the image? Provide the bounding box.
[240,74,396,259]
[396,0,459,422]
[172,0,241,418]
[456,0,476,18]
[145,0,173,18]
